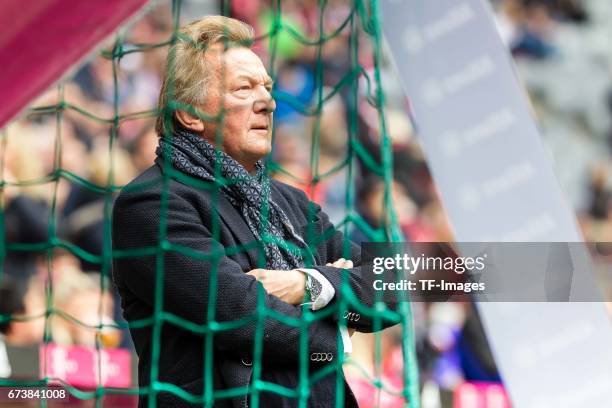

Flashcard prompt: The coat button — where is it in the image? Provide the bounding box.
[241,357,252,366]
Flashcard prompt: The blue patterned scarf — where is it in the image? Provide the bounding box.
[156,129,308,270]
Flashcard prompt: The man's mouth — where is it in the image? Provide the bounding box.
[250,124,269,132]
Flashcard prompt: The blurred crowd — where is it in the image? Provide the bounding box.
[1,0,612,406]
[492,0,612,238]
[492,0,612,314]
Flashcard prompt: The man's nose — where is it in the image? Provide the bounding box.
[253,86,276,113]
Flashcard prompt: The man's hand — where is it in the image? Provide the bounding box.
[246,257,353,307]
[328,258,356,336]
[246,268,306,305]
[326,258,353,269]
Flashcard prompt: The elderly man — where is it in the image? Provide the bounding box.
[112,15,397,407]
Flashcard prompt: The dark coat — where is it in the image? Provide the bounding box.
[112,163,396,407]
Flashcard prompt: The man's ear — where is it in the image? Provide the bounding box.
[175,110,205,133]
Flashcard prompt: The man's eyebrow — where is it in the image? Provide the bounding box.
[235,74,274,87]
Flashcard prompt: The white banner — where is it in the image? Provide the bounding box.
[381,0,612,406]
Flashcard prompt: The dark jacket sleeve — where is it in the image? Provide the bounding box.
[112,186,341,366]
[296,193,400,333]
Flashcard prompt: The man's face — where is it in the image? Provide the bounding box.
[200,45,276,171]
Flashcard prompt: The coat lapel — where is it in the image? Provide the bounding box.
[270,183,322,266]
[212,192,263,268]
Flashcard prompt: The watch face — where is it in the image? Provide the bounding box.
[308,276,323,302]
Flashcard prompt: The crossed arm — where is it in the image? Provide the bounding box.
[245,258,353,305]
[246,257,356,336]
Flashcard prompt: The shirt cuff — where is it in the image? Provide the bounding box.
[298,268,335,310]
[339,325,353,354]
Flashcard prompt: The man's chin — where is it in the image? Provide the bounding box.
[247,137,272,158]
[254,145,272,160]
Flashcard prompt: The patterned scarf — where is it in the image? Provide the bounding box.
[156,128,308,270]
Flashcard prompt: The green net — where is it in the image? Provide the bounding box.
[0,0,419,406]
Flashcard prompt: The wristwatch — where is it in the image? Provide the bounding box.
[305,274,323,305]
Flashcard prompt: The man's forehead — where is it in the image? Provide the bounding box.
[206,46,270,79]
